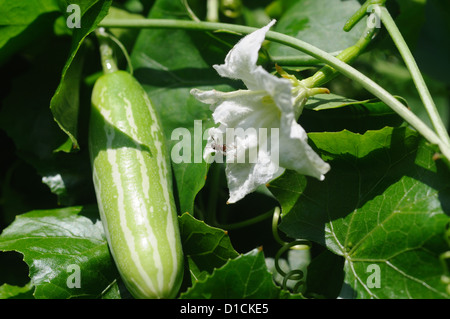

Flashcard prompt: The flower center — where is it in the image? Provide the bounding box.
[275,64,330,118]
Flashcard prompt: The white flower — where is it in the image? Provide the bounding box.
[191,20,331,203]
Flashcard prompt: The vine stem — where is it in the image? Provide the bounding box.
[95,28,118,74]
[206,0,219,22]
[98,18,450,161]
[270,51,341,66]
[205,163,221,226]
[379,6,450,148]
[343,0,386,32]
[218,209,273,230]
[302,24,376,88]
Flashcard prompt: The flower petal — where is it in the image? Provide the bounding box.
[213,20,277,90]
[226,155,284,204]
[191,88,279,131]
[211,20,294,120]
[279,116,331,180]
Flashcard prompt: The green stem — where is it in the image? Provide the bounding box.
[344,0,386,32]
[218,208,273,230]
[206,163,221,226]
[302,24,377,88]
[206,0,219,22]
[272,207,286,246]
[95,28,118,74]
[98,18,450,161]
[99,18,256,35]
[266,33,450,161]
[274,240,311,277]
[380,6,450,148]
[271,207,310,249]
[270,51,341,67]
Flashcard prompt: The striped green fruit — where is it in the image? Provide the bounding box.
[89,70,184,299]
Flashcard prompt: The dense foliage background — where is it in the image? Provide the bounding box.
[0,0,449,299]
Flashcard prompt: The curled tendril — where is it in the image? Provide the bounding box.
[283,270,305,292]
[272,207,311,294]
[440,222,450,295]
[272,206,286,246]
[274,240,310,293]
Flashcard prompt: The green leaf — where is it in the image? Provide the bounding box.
[179,213,238,283]
[50,0,112,151]
[0,40,70,158]
[305,93,362,111]
[180,248,303,299]
[130,0,235,214]
[242,3,271,28]
[266,171,306,216]
[0,0,59,25]
[351,50,449,132]
[304,248,345,299]
[390,0,426,52]
[269,127,450,298]
[105,6,145,53]
[49,44,85,153]
[0,206,119,299]
[413,0,450,85]
[0,0,60,65]
[301,93,405,133]
[0,40,95,206]
[268,0,366,59]
[305,93,405,113]
[0,282,34,299]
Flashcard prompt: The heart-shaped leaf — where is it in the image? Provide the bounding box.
[268,0,366,59]
[179,213,238,283]
[50,0,112,151]
[180,248,303,299]
[269,127,450,298]
[0,206,119,299]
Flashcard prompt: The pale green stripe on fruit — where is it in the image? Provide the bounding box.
[143,92,180,288]
[115,91,166,292]
[101,106,159,296]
